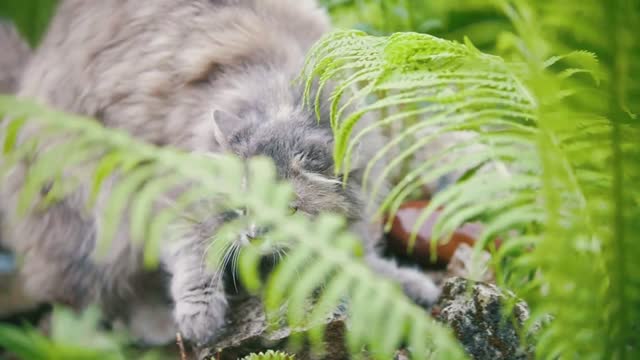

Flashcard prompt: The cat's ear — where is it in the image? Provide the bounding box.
[212,109,242,150]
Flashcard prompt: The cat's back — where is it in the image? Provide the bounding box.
[18,0,330,147]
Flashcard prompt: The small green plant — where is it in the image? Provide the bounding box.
[0,306,126,360]
[240,350,296,360]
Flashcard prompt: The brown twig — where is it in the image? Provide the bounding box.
[176,332,187,360]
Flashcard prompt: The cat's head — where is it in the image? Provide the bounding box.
[211,108,364,243]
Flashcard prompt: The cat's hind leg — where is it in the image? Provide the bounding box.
[353,221,441,307]
[364,253,441,308]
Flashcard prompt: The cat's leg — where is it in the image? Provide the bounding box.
[364,253,441,307]
[353,221,441,307]
[162,238,228,346]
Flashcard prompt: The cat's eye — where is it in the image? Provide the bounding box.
[288,205,298,215]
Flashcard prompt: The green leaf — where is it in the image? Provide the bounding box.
[0,0,59,47]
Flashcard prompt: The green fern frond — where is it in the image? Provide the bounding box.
[303,30,541,265]
[490,1,640,358]
[253,214,465,358]
[308,1,640,357]
[0,95,466,359]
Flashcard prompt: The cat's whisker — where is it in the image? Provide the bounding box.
[208,248,229,287]
[209,239,239,288]
[230,243,241,291]
[276,247,288,263]
[201,233,229,275]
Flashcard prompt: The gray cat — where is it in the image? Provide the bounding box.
[0,0,440,346]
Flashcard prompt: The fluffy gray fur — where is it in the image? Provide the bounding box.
[0,0,439,346]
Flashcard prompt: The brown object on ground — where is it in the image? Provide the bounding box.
[196,296,349,360]
[386,200,490,267]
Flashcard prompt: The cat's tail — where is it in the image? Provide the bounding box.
[0,20,31,94]
[0,21,37,317]
[0,19,29,248]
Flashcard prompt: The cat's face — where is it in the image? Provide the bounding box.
[211,110,363,243]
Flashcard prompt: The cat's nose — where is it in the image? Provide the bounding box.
[246,224,270,241]
[248,224,257,239]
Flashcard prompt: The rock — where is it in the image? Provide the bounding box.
[446,243,494,283]
[435,277,534,360]
[196,296,416,360]
[386,201,490,267]
[392,349,411,360]
[196,296,349,360]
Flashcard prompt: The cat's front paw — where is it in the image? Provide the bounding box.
[400,268,442,308]
[174,293,228,346]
